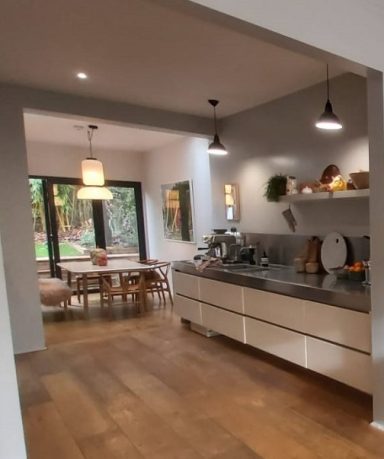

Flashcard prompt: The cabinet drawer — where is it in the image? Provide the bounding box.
[199,278,243,313]
[201,303,244,342]
[174,294,202,325]
[244,288,305,332]
[244,317,306,367]
[306,337,372,393]
[304,301,371,353]
[173,271,199,299]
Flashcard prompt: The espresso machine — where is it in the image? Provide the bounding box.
[202,233,236,260]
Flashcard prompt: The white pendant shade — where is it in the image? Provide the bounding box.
[81,158,105,186]
[77,186,113,200]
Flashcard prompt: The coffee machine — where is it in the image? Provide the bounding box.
[202,233,236,260]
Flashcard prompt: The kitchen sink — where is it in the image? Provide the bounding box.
[220,263,251,270]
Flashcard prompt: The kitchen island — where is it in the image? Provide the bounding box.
[172,261,371,393]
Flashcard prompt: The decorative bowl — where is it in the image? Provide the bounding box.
[349,172,369,190]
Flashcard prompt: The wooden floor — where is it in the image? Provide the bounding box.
[15,299,384,459]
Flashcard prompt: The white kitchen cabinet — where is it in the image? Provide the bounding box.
[304,300,371,353]
[244,288,305,332]
[199,278,243,313]
[174,294,202,325]
[172,271,199,299]
[306,337,372,393]
[244,317,307,367]
[201,303,245,342]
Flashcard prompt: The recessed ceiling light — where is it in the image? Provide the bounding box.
[76,72,88,80]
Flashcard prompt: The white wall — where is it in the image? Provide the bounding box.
[210,74,368,237]
[0,100,45,355]
[144,137,212,261]
[27,141,144,182]
[0,238,27,458]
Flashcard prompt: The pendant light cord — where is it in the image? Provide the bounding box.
[326,64,330,101]
[213,106,218,135]
[87,125,98,158]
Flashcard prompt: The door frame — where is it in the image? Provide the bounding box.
[30,175,147,276]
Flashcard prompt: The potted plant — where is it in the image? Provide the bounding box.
[264,174,287,202]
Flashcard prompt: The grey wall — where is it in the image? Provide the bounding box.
[210,73,369,237]
[144,137,212,262]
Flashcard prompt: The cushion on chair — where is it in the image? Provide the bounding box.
[38,278,72,306]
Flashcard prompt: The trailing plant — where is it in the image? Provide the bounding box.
[264,174,287,202]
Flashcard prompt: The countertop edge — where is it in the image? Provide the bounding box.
[172,261,370,314]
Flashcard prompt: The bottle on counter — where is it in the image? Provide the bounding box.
[260,251,269,268]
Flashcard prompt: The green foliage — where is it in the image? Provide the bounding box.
[29,181,139,249]
[264,174,287,202]
[35,242,82,258]
[104,187,138,247]
[30,179,45,232]
[80,230,95,247]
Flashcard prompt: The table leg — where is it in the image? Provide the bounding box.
[67,271,72,305]
[82,273,89,311]
[139,272,147,313]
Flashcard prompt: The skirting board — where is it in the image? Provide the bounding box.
[190,322,219,338]
[370,422,384,431]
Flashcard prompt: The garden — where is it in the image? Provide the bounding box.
[30,179,139,259]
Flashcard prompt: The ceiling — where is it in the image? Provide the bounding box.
[0,0,349,117]
[24,113,185,152]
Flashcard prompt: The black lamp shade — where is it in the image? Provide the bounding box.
[207,134,227,155]
[316,101,342,130]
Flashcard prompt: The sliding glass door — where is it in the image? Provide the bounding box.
[30,177,146,278]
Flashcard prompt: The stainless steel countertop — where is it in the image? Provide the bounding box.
[172,261,370,313]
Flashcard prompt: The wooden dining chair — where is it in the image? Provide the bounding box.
[143,262,173,307]
[100,274,141,315]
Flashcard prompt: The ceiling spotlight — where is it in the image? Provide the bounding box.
[207,99,228,156]
[316,65,343,131]
[76,72,88,80]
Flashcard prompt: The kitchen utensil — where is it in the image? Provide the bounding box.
[282,206,297,232]
[293,257,306,273]
[305,262,319,274]
[307,236,321,263]
[321,232,347,274]
[349,172,369,189]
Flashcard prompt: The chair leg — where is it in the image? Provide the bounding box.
[77,277,81,302]
[162,279,173,306]
[107,293,113,319]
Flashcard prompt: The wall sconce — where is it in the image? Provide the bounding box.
[224,184,240,221]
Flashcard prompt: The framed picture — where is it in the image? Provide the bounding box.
[161,180,195,242]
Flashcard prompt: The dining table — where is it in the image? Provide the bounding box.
[57,259,155,312]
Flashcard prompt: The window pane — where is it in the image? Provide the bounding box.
[103,187,139,258]
[53,184,96,259]
[30,178,50,277]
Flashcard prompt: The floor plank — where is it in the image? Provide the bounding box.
[24,402,85,459]
[15,301,384,459]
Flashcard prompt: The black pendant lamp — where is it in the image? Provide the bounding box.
[316,65,343,130]
[207,99,228,155]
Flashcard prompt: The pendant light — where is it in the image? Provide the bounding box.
[315,65,343,130]
[207,99,228,155]
[77,125,113,200]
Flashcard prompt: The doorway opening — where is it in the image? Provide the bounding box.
[29,176,146,281]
